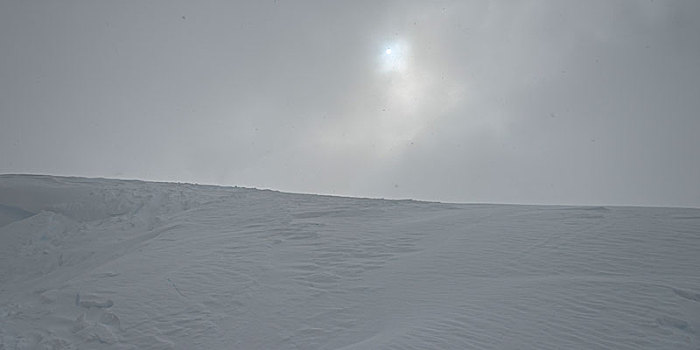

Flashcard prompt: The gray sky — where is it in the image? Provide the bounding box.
[1,1,699,207]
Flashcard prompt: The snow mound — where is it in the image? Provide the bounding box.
[1,175,699,349]
[0,204,34,228]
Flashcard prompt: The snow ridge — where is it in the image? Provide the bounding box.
[1,175,699,349]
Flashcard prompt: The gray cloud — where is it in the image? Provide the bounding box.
[1,0,699,207]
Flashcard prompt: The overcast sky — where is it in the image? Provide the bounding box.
[1,1,699,207]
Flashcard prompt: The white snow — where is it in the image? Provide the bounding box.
[1,174,699,349]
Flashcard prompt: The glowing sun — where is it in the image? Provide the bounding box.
[379,40,409,73]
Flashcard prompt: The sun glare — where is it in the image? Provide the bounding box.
[319,36,463,157]
[379,40,409,73]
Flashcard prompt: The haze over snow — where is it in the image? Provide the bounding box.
[1,1,699,207]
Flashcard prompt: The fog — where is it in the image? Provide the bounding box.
[1,1,699,207]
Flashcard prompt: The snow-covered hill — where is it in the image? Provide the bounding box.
[1,175,699,349]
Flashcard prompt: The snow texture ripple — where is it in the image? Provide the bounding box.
[1,175,699,349]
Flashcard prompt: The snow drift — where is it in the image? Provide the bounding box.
[1,174,699,349]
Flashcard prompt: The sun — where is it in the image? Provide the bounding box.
[379,40,409,73]
[316,36,464,157]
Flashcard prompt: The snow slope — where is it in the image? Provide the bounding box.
[1,174,699,349]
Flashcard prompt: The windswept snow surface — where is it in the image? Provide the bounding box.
[1,175,699,349]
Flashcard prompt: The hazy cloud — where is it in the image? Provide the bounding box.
[1,0,699,207]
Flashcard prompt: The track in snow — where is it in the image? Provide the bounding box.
[1,175,699,349]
